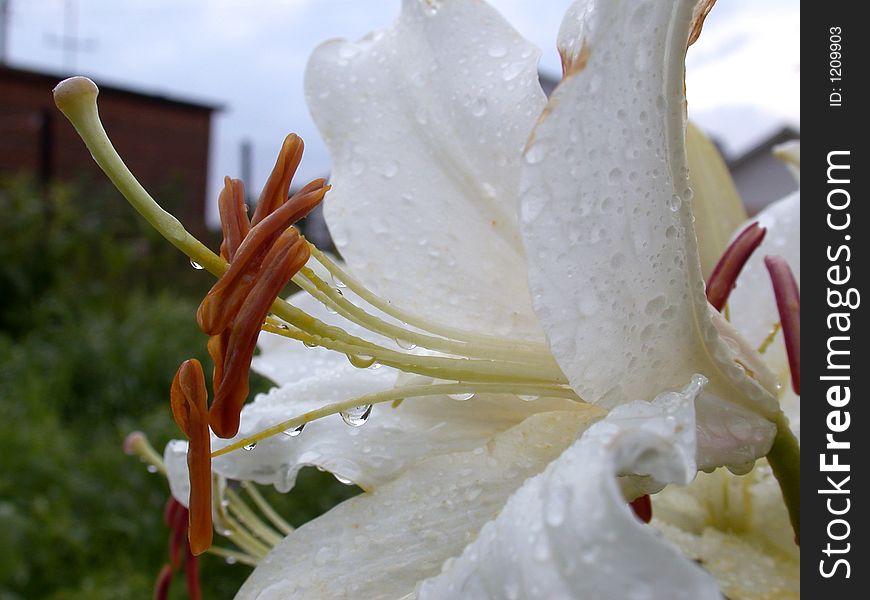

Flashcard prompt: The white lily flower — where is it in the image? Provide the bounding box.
[53,0,800,596]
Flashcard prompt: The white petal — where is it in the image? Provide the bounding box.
[519,0,778,467]
[652,463,800,599]
[165,439,191,507]
[729,191,800,385]
[212,364,584,494]
[418,377,721,599]
[773,140,800,183]
[236,409,600,599]
[305,0,547,340]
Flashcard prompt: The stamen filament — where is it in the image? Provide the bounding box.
[309,244,550,352]
[262,321,567,385]
[205,546,259,567]
[225,488,284,547]
[757,323,782,355]
[241,482,294,535]
[212,477,271,558]
[294,266,559,366]
[212,382,595,458]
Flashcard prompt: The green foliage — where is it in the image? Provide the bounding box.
[0,177,356,599]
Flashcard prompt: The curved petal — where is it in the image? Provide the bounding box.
[305,0,547,340]
[652,463,800,599]
[236,408,601,599]
[686,121,748,279]
[519,0,779,468]
[417,376,721,599]
[728,192,800,385]
[209,366,584,493]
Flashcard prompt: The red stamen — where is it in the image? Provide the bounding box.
[185,548,203,600]
[169,503,188,569]
[706,222,767,311]
[163,497,182,529]
[765,256,800,394]
[629,494,653,523]
[153,564,173,600]
[209,230,311,438]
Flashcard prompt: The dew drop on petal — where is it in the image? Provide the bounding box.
[668,194,682,212]
[334,473,353,485]
[243,442,257,451]
[448,392,475,401]
[282,424,305,437]
[382,160,399,178]
[341,404,372,427]
[303,341,318,348]
[518,394,539,402]
[488,43,507,58]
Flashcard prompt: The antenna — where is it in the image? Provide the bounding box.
[0,0,9,64]
[45,0,96,71]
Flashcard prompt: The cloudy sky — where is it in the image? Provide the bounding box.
[6,0,799,222]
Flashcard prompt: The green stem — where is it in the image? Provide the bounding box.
[766,411,801,543]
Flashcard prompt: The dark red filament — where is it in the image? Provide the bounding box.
[706,222,767,311]
[629,494,653,524]
[764,256,800,394]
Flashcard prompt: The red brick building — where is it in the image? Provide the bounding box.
[1,65,218,230]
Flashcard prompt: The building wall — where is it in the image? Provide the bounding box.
[0,67,215,231]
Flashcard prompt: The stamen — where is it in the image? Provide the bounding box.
[213,381,596,458]
[206,546,259,567]
[262,320,566,385]
[629,494,653,523]
[225,487,284,546]
[185,549,202,600]
[764,256,800,394]
[308,244,550,352]
[210,231,311,438]
[153,564,173,600]
[170,359,213,555]
[251,134,305,225]
[757,322,782,355]
[169,501,188,569]
[197,181,328,336]
[241,481,294,535]
[218,177,250,261]
[706,222,766,311]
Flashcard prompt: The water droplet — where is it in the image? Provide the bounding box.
[347,354,376,369]
[608,167,623,183]
[518,394,539,402]
[396,337,417,350]
[243,442,257,451]
[488,44,507,58]
[524,141,545,164]
[146,465,158,473]
[471,96,488,117]
[368,362,382,370]
[189,259,203,270]
[381,160,399,178]
[331,274,346,288]
[668,194,682,212]
[350,158,367,175]
[502,61,525,81]
[338,44,360,60]
[448,392,475,401]
[341,404,372,427]
[303,341,318,348]
[282,424,305,437]
[414,106,429,124]
[225,556,237,565]
[334,473,353,485]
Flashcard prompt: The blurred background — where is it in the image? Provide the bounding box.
[0,1,798,598]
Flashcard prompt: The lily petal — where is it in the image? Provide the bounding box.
[728,191,800,391]
[686,122,748,279]
[305,0,547,340]
[236,408,601,599]
[520,0,778,468]
[653,463,800,599]
[417,376,721,599]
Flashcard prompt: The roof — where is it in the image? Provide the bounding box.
[0,64,224,112]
